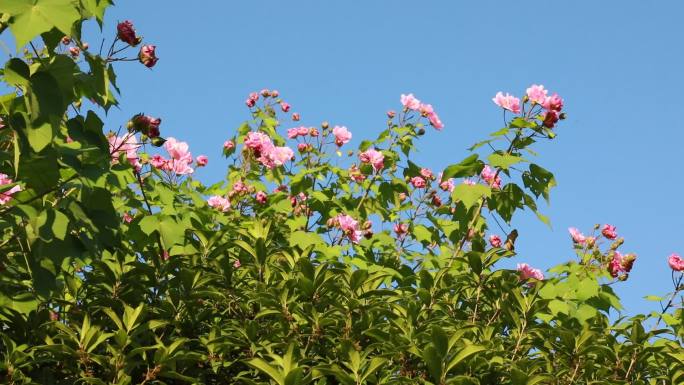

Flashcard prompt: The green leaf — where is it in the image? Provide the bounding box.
[27,119,53,152]
[445,344,485,373]
[289,230,323,250]
[4,58,30,86]
[487,153,524,170]
[79,0,112,25]
[247,358,285,385]
[159,216,185,246]
[441,154,481,180]
[0,0,81,48]
[36,209,69,241]
[29,71,64,120]
[522,164,556,202]
[452,183,491,209]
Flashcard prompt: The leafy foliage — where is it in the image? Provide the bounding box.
[0,3,682,385]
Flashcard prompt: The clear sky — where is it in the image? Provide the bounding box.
[5,1,684,316]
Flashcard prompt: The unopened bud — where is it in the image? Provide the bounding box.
[417,128,426,136]
[321,121,329,129]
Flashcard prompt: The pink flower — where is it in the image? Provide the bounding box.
[517,263,544,281]
[394,223,409,238]
[122,212,133,223]
[410,176,426,188]
[249,92,259,103]
[245,131,272,155]
[287,128,300,139]
[280,102,290,112]
[438,173,455,192]
[336,213,363,244]
[108,133,140,169]
[419,103,434,116]
[260,89,270,97]
[668,253,684,272]
[542,93,563,112]
[462,179,476,186]
[526,84,548,105]
[196,155,208,167]
[297,143,309,152]
[271,90,279,98]
[69,46,80,57]
[492,92,521,114]
[297,126,309,136]
[400,93,421,110]
[117,20,139,46]
[420,168,433,179]
[233,259,241,268]
[0,174,22,205]
[359,149,384,172]
[246,98,256,108]
[601,224,617,240]
[150,154,167,169]
[223,140,235,151]
[608,251,625,278]
[568,227,586,244]
[232,181,248,194]
[310,128,319,137]
[332,126,352,146]
[207,196,231,212]
[255,191,267,204]
[480,165,501,189]
[138,45,158,68]
[489,235,502,248]
[165,137,191,161]
[428,112,444,130]
[292,112,300,121]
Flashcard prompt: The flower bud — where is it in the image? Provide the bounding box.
[417,128,426,136]
[138,45,159,68]
[292,112,300,121]
[387,110,396,119]
[309,128,319,137]
[321,121,329,129]
[61,36,71,45]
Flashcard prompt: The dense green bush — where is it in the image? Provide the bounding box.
[0,1,682,384]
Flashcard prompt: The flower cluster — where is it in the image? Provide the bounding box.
[493,84,564,128]
[150,137,194,175]
[244,131,294,169]
[400,93,444,130]
[568,224,637,280]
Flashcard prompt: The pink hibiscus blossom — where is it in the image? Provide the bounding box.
[489,235,502,248]
[400,93,421,111]
[336,213,363,244]
[668,253,684,272]
[332,125,352,146]
[207,196,231,212]
[492,92,521,114]
[517,263,544,281]
[526,84,548,105]
[359,148,384,172]
[568,227,586,244]
[601,224,617,240]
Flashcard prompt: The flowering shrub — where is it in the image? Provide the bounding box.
[0,2,683,384]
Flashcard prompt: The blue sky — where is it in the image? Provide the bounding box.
[5,1,684,316]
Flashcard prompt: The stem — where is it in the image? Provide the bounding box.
[654,272,683,327]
